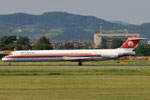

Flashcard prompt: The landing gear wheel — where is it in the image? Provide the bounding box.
[8,62,11,66]
[78,62,83,66]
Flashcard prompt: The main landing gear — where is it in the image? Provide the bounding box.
[78,61,83,66]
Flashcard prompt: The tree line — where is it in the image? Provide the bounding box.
[0,35,90,51]
[0,36,53,51]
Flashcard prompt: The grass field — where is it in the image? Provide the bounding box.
[0,60,150,66]
[0,67,150,100]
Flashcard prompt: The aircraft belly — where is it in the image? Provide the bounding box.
[91,57,107,61]
[63,57,105,61]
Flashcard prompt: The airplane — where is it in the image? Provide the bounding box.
[2,37,144,66]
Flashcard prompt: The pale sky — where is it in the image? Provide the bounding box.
[0,0,150,25]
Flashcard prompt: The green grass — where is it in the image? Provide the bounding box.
[0,60,150,66]
[0,66,149,76]
[0,67,150,100]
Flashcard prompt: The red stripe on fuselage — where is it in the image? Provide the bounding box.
[5,54,101,58]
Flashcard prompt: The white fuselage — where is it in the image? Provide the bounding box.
[2,48,135,62]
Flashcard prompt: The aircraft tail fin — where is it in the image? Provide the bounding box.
[120,37,145,49]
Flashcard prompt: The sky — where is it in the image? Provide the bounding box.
[0,0,150,25]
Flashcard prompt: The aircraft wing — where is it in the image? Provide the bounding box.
[62,57,91,61]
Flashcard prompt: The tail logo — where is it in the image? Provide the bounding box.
[121,37,145,48]
[128,41,134,47]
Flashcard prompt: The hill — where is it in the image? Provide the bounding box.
[0,12,149,41]
[111,20,130,25]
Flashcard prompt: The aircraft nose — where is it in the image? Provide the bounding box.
[2,57,8,61]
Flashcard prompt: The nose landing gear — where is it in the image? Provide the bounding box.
[78,61,83,66]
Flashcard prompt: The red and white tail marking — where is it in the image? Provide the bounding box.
[121,37,145,48]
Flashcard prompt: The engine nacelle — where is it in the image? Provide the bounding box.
[101,52,118,58]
